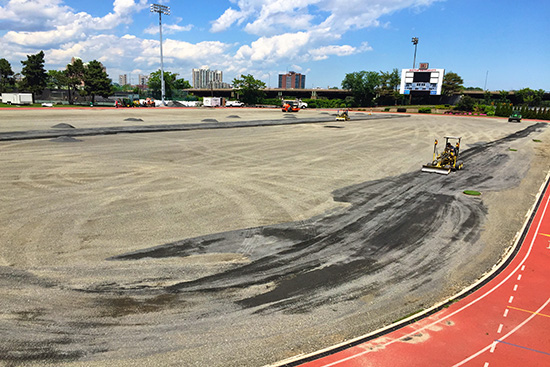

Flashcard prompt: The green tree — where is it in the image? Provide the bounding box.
[20,50,48,98]
[232,74,266,105]
[499,90,510,104]
[455,95,475,111]
[378,69,401,105]
[533,89,545,107]
[514,88,545,107]
[148,70,191,100]
[82,60,113,104]
[66,58,85,104]
[0,58,15,92]
[441,71,464,97]
[47,70,69,90]
[341,71,380,107]
[483,90,492,104]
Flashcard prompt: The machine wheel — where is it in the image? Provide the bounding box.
[456,161,464,170]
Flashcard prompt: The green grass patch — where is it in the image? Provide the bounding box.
[463,190,481,196]
[509,148,518,151]
[393,309,425,323]
[533,139,542,143]
[0,103,42,108]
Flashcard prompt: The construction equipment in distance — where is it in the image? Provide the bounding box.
[282,100,300,112]
[422,136,464,175]
[336,109,350,121]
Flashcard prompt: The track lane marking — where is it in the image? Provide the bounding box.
[507,306,550,318]
[495,340,550,356]
[451,187,550,367]
[452,297,550,366]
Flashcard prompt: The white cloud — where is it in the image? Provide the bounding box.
[144,17,193,35]
[210,7,249,33]
[212,0,440,37]
[0,0,441,85]
[308,45,359,61]
[236,32,311,61]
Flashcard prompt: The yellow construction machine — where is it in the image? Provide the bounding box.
[336,109,350,121]
[422,136,464,175]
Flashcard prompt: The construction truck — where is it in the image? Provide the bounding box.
[422,136,464,175]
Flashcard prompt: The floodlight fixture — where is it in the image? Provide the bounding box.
[150,4,171,105]
[150,4,170,15]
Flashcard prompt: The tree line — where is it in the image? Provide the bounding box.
[1,52,546,108]
[1,51,112,104]
[0,51,192,104]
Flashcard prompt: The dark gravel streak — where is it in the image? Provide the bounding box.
[111,123,546,315]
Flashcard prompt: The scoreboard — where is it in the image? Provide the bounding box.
[399,68,445,95]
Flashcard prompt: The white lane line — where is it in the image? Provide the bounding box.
[509,296,514,304]
[513,284,518,291]
[503,309,509,318]
[518,274,522,281]
[497,324,503,333]
[452,297,550,366]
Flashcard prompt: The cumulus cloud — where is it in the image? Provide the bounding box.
[1,0,148,46]
[144,17,193,35]
[212,0,439,37]
[308,45,359,61]
[236,32,311,61]
[210,7,249,33]
[0,0,440,85]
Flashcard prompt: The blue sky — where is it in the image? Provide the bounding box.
[0,0,548,91]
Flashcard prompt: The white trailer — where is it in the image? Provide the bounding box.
[1,93,33,105]
[203,97,224,107]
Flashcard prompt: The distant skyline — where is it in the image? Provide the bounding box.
[0,0,548,91]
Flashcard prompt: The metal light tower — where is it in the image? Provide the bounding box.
[150,3,170,105]
[411,37,419,69]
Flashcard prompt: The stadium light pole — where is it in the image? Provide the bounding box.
[150,3,170,105]
[411,37,419,69]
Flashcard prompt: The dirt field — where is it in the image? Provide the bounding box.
[1,108,549,367]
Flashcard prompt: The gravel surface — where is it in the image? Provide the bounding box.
[1,109,549,367]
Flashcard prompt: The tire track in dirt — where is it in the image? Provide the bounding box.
[111,124,546,314]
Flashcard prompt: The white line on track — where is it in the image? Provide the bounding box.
[451,188,550,366]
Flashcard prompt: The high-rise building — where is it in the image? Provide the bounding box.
[119,74,128,85]
[138,74,149,86]
[192,68,224,89]
[278,71,306,89]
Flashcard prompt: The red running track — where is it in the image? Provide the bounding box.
[296,177,550,367]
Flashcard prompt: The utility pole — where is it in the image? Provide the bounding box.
[411,37,419,69]
[410,37,419,105]
[150,4,170,105]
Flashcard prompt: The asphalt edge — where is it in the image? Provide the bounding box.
[267,168,550,367]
